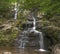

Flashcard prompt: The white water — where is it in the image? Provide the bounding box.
[14,3,18,19]
[33,17,36,30]
[18,31,29,48]
[38,32,46,52]
[31,16,46,52]
[15,12,46,51]
[29,16,36,32]
[39,32,44,49]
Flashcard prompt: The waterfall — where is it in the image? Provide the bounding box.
[33,17,36,30]
[32,16,46,51]
[14,3,18,19]
[15,12,47,52]
[29,16,36,32]
[18,31,29,48]
[39,32,44,49]
[38,32,46,51]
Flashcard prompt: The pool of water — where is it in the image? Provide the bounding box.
[0,47,49,54]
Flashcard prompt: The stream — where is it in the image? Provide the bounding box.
[0,47,49,54]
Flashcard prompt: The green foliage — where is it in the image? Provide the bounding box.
[0,28,18,46]
[0,0,60,49]
[19,0,60,14]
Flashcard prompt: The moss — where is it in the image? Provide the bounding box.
[0,27,19,46]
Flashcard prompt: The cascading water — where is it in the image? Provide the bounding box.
[14,2,18,19]
[29,15,46,51]
[15,12,47,52]
[16,30,29,49]
[33,17,36,30]
[14,2,29,48]
[38,32,46,51]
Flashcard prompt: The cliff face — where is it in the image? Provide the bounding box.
[0,13,60,50]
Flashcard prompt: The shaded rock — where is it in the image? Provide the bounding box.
[52,44,60,54]
[2,24,12,30]
[0,25,4,29]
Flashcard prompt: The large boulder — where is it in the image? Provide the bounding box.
[52,44,60,54]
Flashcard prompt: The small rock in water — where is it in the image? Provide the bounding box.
[3,51,12,54]
[38,49,46,52]
[35,49,47,52]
